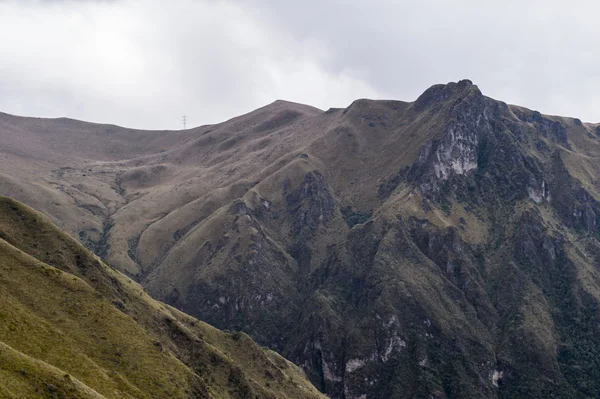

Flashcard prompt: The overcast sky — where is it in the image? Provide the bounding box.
[1,0,599,130]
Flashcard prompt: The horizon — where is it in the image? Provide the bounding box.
[1,1,599,130]
[2,79,598,131]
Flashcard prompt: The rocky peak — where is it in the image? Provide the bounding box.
[412,79,483,113]
[410,82,496,195]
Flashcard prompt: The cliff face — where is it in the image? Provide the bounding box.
[3,81,600,398]
[281,81,600,398]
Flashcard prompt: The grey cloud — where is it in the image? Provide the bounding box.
[0,0,599,129]
[243,0,600,121]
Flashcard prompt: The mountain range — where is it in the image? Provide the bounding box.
[2,79,600,398]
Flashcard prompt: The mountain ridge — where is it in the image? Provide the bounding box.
[3,80,600,398]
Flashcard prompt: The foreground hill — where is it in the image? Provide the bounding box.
[0,196,325,399]
[3,80,600,398]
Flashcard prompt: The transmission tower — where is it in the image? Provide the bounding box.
[182,115,187,129]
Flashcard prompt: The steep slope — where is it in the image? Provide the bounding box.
[4,81,600,398]
[0,196,325,399]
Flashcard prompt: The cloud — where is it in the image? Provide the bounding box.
[0,0,599,129]
[0,0,381,129]
[242,0,600,121]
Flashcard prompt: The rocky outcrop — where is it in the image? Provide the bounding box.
[512,108,571,149]
[286,171,336,237]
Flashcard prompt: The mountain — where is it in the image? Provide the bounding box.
[3,80,600,398]
[0,196,325,398]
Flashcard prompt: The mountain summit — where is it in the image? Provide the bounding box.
[2,80,600,398]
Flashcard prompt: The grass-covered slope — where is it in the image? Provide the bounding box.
[0,196,325,399]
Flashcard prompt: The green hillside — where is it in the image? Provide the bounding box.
[0,196,325,399]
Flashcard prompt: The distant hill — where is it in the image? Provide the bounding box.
[3,80,600,397]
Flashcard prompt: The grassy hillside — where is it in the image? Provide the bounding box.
[0,196,325,399]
